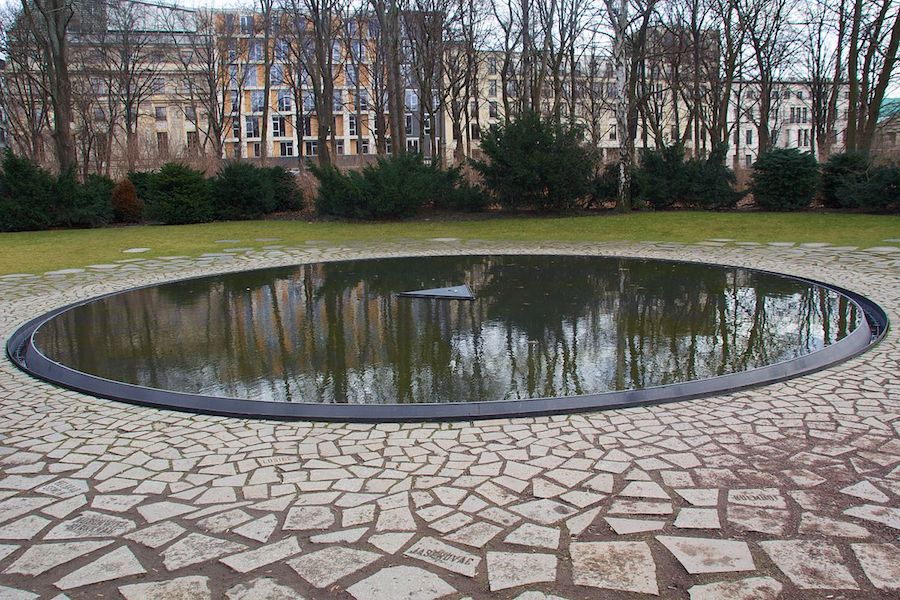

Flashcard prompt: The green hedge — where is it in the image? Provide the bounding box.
[473,112,596,211]
[633,144,741,210]
[143,163,212,225]
[312,153,483,219]
[0,151,114,232]
[751,148,819,211]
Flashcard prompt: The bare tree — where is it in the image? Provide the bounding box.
[371,0,407,155]
[0,6,51,163]
[844,0,900,152]
[18,0,77,172]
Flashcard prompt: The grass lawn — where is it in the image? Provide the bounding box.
[0,211,897,275]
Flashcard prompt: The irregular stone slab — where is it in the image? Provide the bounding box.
[221,536,301,574]
[571,541,658,595]
[608,500,672,515]
[851,543,900,591]
[404,537,479,577]
[283,506,334,531]
[288,546,381,587]
[35,479,89,499]
[347,566,454,600]
[0,585,37,600]
[0,544,17,563]
[125,522,185,548]
[675,488,719,506]
[226,577,305,600]
[760,540,858,589]
[197,509,252,534]
[162,533,246,571]
[45,512,135,540]
[844,504,900,530]
[233,515,277,543]
[688,576,783,600]
[91,495,146,513]
[376,507,417,531]
[799,513,869,538]
[137,501,197,523]
[504,523,560,549]
[4,540,113,576]
[619,481,669,499]
[119,576,211,600]
[603,517,666,535]
[310,527,367,543]
[727,488,786,509]
[727,505,789,535]
[42,495,87,519]
[55,546,146,590]
[658,536,755,574]
[840,481,889,503]
[0,497,54,524]
[487,552,557,591]
[445,521,502,548]
[674,508,720,529]
[0,515,49,539]
[510,499,577,524]
[368,532,415,554]
[566,507,602,536]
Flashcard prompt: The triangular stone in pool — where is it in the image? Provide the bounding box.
[397,284,475,300]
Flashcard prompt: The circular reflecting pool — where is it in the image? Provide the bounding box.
[7,255,886,421]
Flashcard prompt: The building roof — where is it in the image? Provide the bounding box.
[880,98,900,122]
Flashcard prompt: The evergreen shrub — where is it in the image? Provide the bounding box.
[751,148,819,211]
[143,162,212,225]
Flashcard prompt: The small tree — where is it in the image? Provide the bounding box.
[751,149,819,211]
[111,178,143,223]
[821,151,871,209]
[210,162,276,220]
[473,112,596,211]
[143,162,212,225]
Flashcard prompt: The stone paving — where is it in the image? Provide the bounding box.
[0,238,898,599]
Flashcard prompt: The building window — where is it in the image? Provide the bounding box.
[230,91,240,112]
[228,40,237,61]
[274,91,289,112]
[271,65,284,86]
[156,131,169,158]
[249,41,264,62]
[357,90,369,111]
[489,80,497,98]
[336,139,344,155]
[423,115,431,135]
[184,106,196,121]
[245,116,260,138]
[251,91,264,112]
[232,118,240,139]
[333,90,343,112]
[252,142,261,157]
[405,89,418,111]
[471,123,480,140]
[186,131,199,155]
[245,66,258,87]
[232,141,240,157]
[273,116,285,137]
[407,139,419,153]
[280,141,294,157]
[361,140,369,154]
[351,40,366,63]
[745,129,753,145]
[470,101,477,115]
[488,56,497,75]
[303,91,316,112]
[745,154,752,167]
[349,115,357,136]
[155,107,167,122]
[609,126,616,141]
[305,140,318,156]
[240,14,254,34]
[346,65,358,87]
[303,115,312,137]
[405,114,413,136]
[489,101,498,118]
[274,40,289,61]
[152,78,165,94]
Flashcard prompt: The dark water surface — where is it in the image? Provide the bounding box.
[33,255,860,405]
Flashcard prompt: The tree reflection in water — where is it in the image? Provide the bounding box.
[34,255,860,405]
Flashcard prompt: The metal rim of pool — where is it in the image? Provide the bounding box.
[6,254,889,423]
